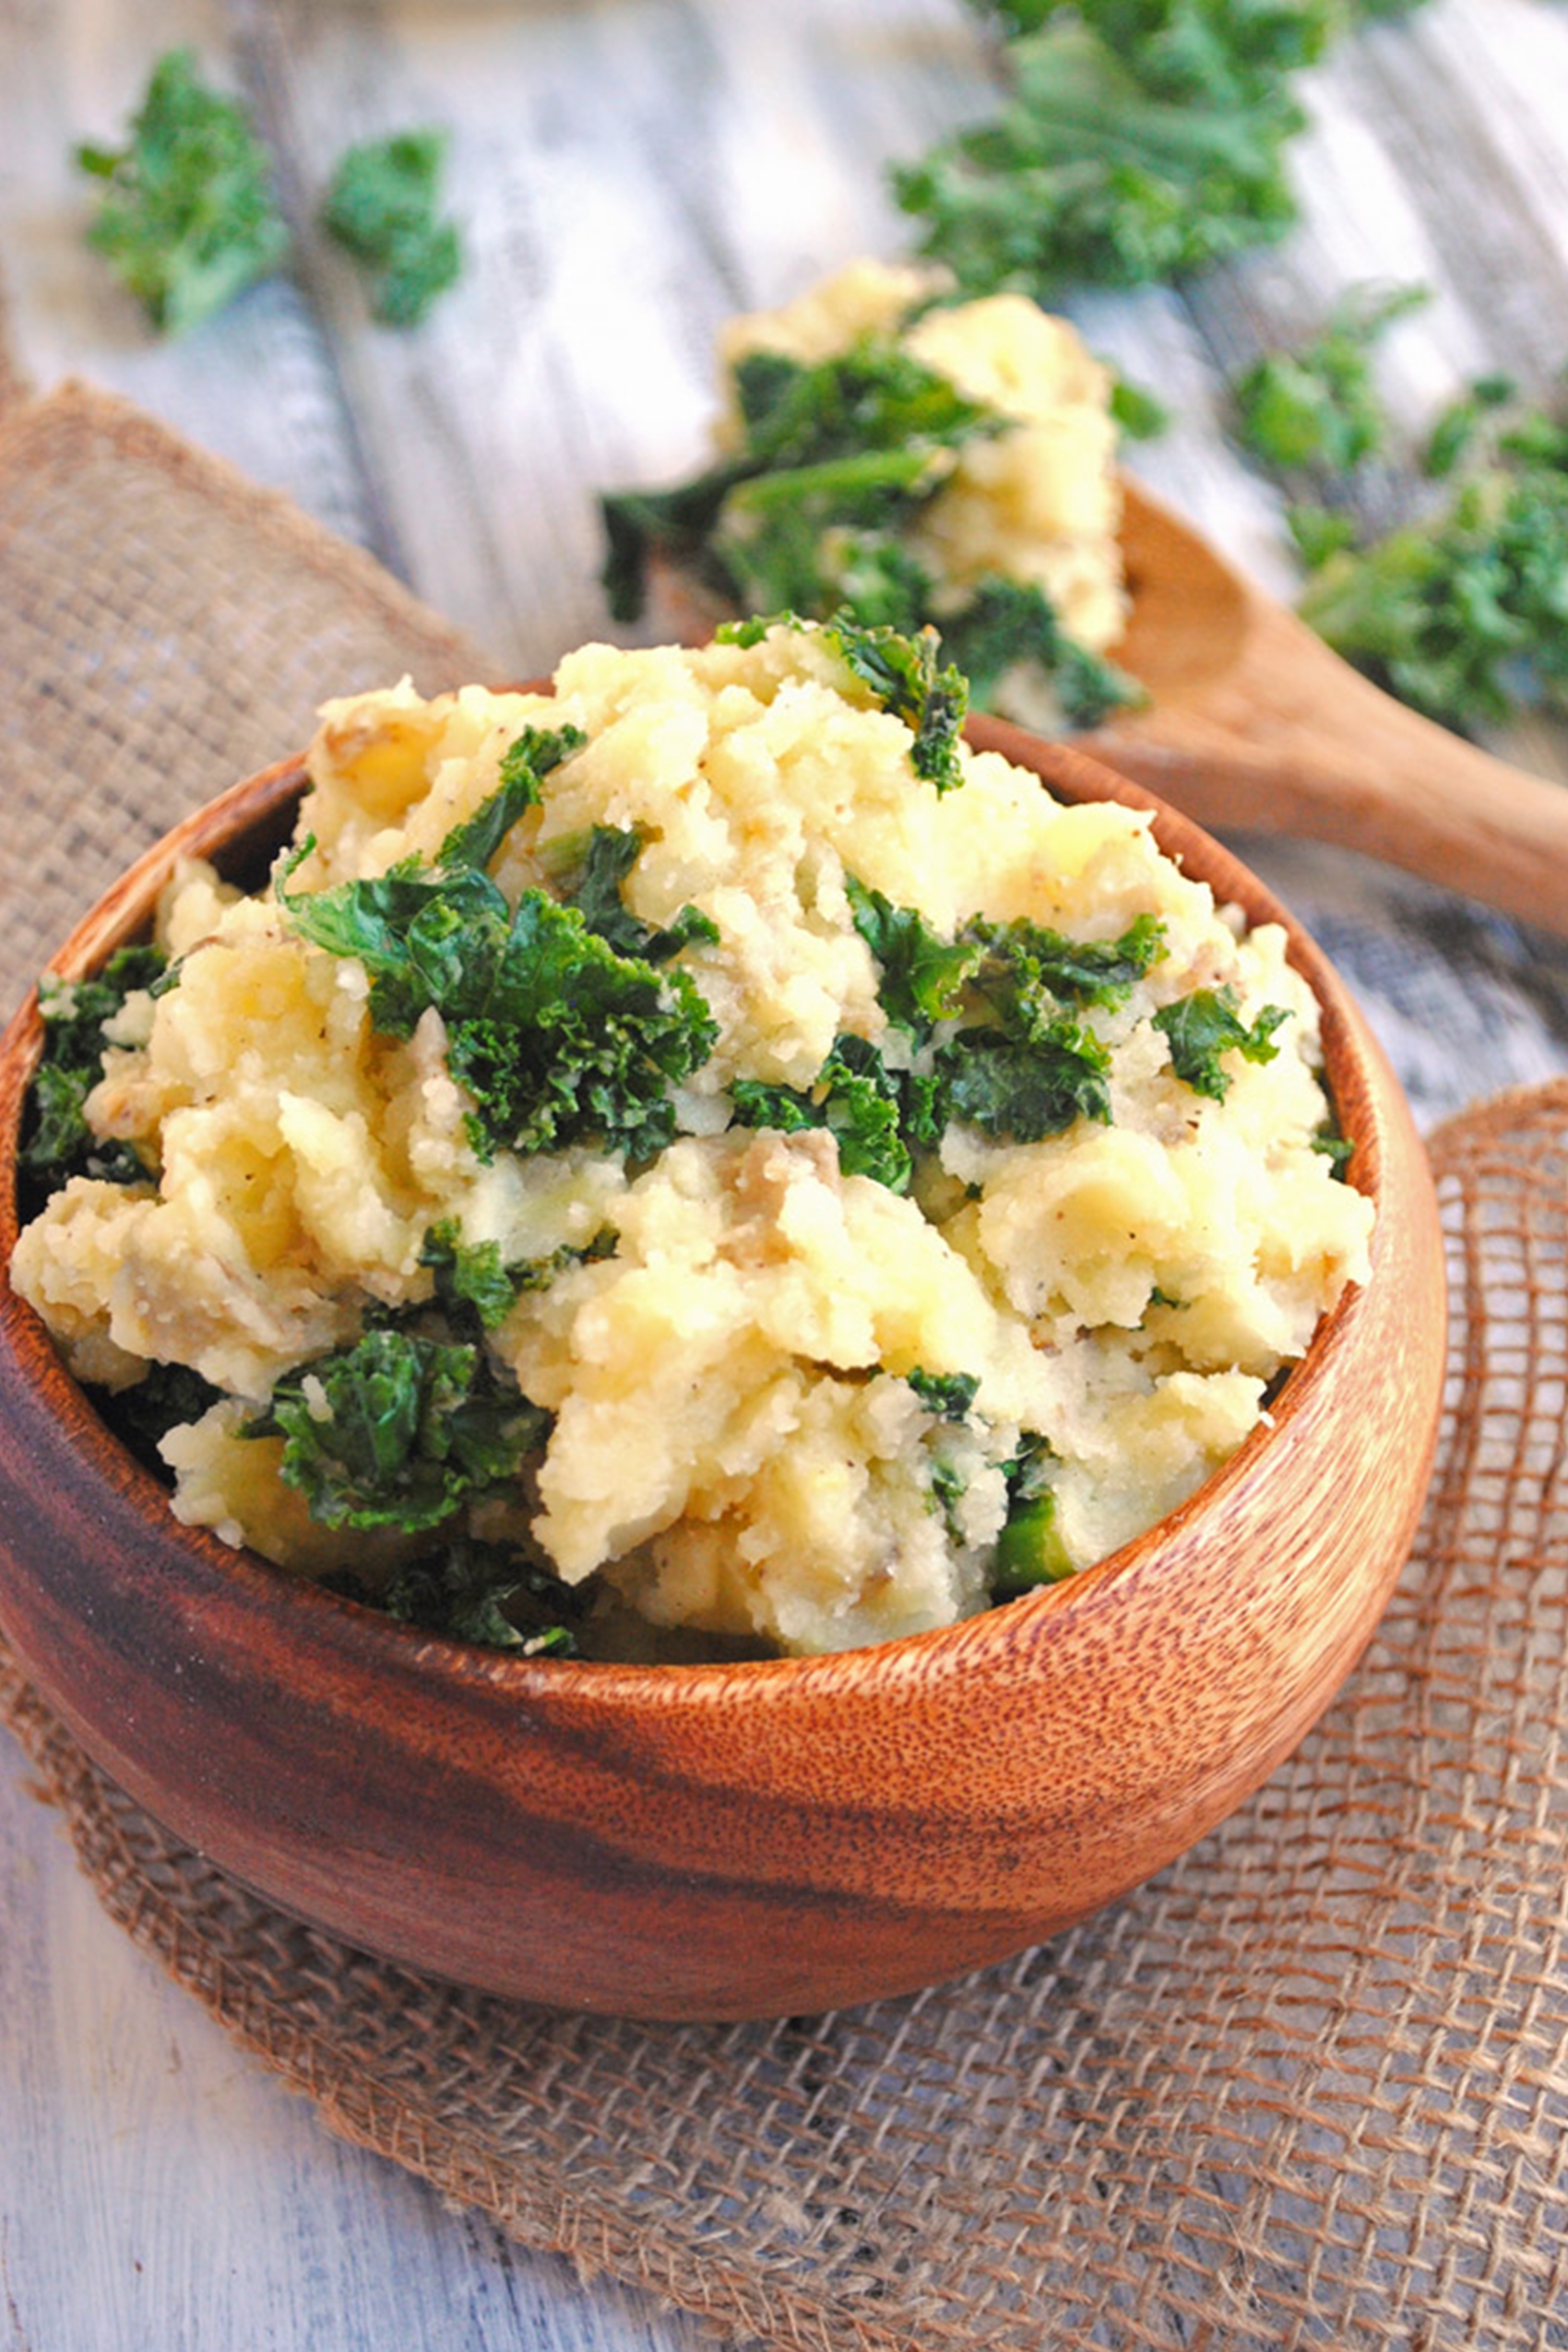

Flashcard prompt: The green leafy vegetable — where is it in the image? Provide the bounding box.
[321,128,461,327]
[75,49,290,335]
[19,944,166,1196]
[384,1538,588,1655]
[1284,503,1359,571]
[279,742,718,1166]
[1422,374,1516,481]
[992,1433,1074,1597]
[1233,283,1428,475]
[968,909,1168,1014]
[600,335,1134,731]
[549,826,719,961]
[731,1035,944,1193]
[893,4,1336,301]
[821,616,970,793]
[439,726,585,870]
[420,1220,519,1334]
[1108,373,1171,442]
[938,1016,1112,1141]
[245,1326,548,1533]
[907,1369,980,1421]
[1154,987,1289,1100]
[101,1360,223,1465]
[846,879,982,1044]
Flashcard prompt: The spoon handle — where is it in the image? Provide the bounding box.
[1091,594,1568,938]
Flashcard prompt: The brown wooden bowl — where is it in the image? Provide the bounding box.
[0,719,1446,2022]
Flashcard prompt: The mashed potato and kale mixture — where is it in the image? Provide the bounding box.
[13,621,1372,1659]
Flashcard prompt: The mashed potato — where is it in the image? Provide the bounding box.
[13,624,1372,1657]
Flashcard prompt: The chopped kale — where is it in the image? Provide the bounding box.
[19,944,166,1197]
[1284,503,1359,571]
[1422,374,1517,481]
[907,1368,980,1422]
[438,725,586,871]
[551,825,719,961]
[244,1326,549,1534]
[992,1432,1074,1598]
[100,1360,223,1467]
[845,878,981,1044]
[279,762,718,1167]
[384,1537,588,1655]
[893,4,1335,301]
[1154,987,1290,1100]
[968,909,1168,1014]
[1233,283,1428,475]
[75,48,289,335]
[820,616,969,794]
[1108,373,1171,443]
[938,1016,1112,1142]
[420,1219,519,1334]
[321,128,462,328]
[939,578,1143,730]
[1312,1126,1355,1176]
[731,1034,943,1193]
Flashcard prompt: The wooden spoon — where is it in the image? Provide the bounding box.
[1084,481,1568,934]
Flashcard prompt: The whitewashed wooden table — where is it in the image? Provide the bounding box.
[4,2,1568,2345]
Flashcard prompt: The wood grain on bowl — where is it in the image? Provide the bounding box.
[0,726,1446,2022]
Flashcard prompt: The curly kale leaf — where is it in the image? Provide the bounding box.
[245,1326,548,1534]
[321,128,462,327]
[894,4,1334,300]
[1233,283,1428,476]
[75,48,290,334]
[939,577,1145,729]
[384,1538,588,1655]
[19,944,166,1195]
[846,878,983,1044]
[731,1035,944,1194]
[279,744,717,1165]
[821,615,970,794]
[549,825,719,962]
[438,725,586,871]
[420,1220,520,1335]
[1154,986,1290,1100]
[938,1016,1112,1141]
[101,1360,224,1468]
[969,909,1169,1015]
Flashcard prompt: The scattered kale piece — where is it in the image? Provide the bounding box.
[968,909,1168,1015]
[908,1368,980,1421]
[600,338,1132,733]
[439,725,586,871]
[19,944,166,1197]
[1298,381,1568,732]
[846,878,982,1044]
[992,1432,1074,1597]
[1108,373,1170,442]
[820,616,970,794]
[1284,503,1358,571]
[75,48,290,335]
[1312,1126,1355,1175]
[938,1015,1112,1141]
[1154,987,1289,1100]
[384,1538,588,1655]
[244,1326,549,1534]
[279,744,717,1166]
[938,578,1143,729]
[420,1219,518,1334]
[1233,283,1428,475]
[321,128,461,327]
[549,825,719,961]
[1423,374,1516,481]
[731,1035,944,1193]
[893,3,1336,301]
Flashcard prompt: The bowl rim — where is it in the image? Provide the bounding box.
[0,712,1386,1708]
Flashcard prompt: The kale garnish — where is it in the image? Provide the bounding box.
[907,1368,980,1422]
[279,733,718,1166]
[1153,987,1290,1100]
[1232,284,1428,477]
[846,878,982,1044]
[99,1360,224,1469]
[991,1432,1074,1598]
[549,826,719,962]
[821,616,970,795]
[939,578,1143,730]
[244,1325,549,1534]
[731,1035,944,1194]
[321,129,462,328]
[19,944,166,1198]
[420,1220,519,1335]
[968,910,1169,1016]
[384,1538,588,1655]
[938,1017,1112,1142]
[75,49,290,335]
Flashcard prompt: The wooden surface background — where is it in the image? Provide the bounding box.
[3,1,1568,2346]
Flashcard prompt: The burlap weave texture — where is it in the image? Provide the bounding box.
[2,381,1566,2352]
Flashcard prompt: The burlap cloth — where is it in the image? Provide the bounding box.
[4,376,1568,2352]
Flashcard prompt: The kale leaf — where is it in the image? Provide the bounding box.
[846,878,982,1044]
[245,1326,548,1533]
[968,909,1169,1014]
[731,1035,944,1193]
[550,825,719,961]
[938,1016,1112,1142]
[420,1219,519,1334]
[100,1360,224,1469]
[893,4,1335,301]
[439,725,585,870]
[19,944,166,1196]
[939,577,1143,729]
[279,740,717,1166]
[821,616,970,794]
[1233,283,1428,475]
[907,1368,980,1422]
[991,1432,1075,1598]
[384,1538,588,1655]
[1154,987,1290,1100]
[321,129,462,327]
[76,49,290,335]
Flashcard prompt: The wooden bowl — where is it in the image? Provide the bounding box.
[0,721,1446,2022]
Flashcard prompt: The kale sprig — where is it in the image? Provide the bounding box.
[76,49,289,334]
[19,944,167,1200]
[1154,987,1289,1099]
[321,129,462,327]
[1233,283,1429,476]
[384,1538,588,1656]
[279,728,719,1165]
